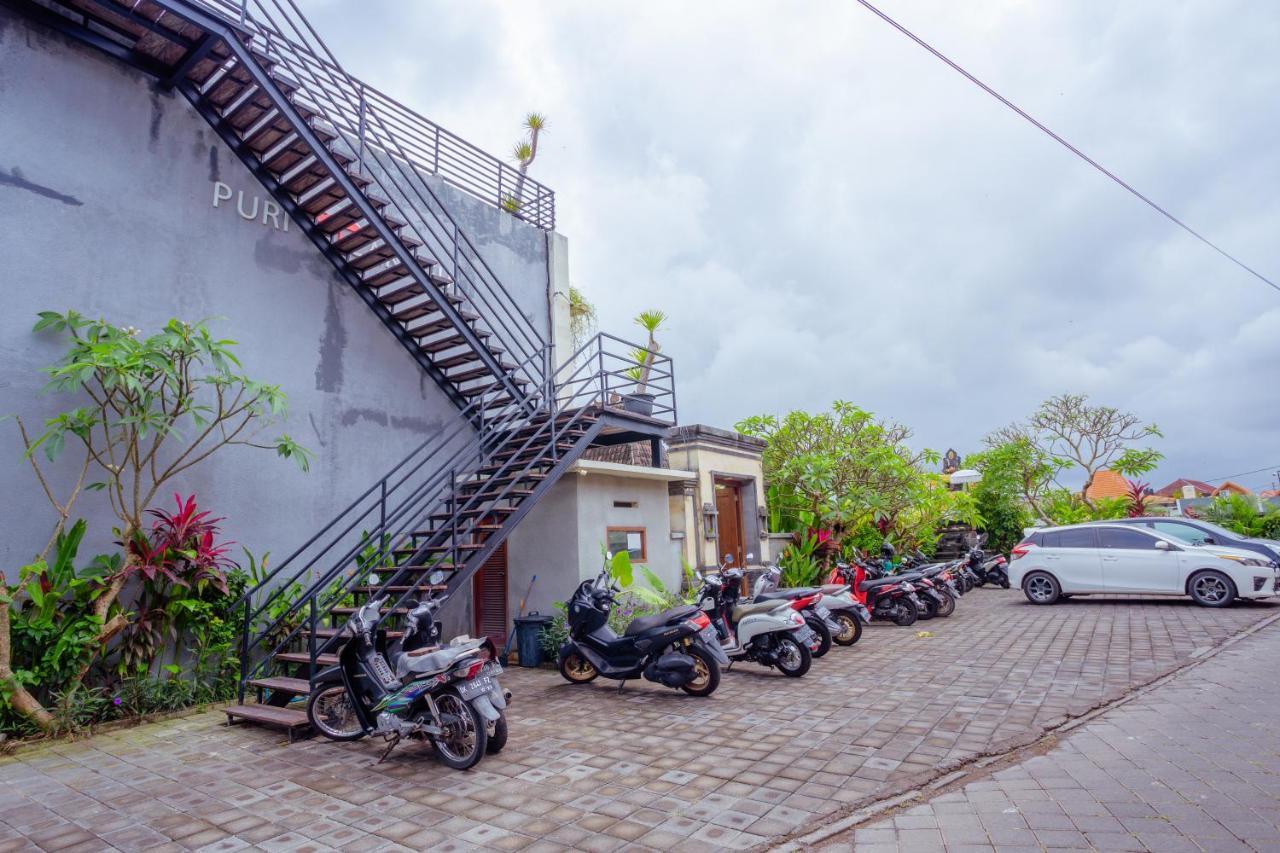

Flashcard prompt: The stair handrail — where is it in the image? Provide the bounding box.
[192,0,549,401]
[193,0,554,227]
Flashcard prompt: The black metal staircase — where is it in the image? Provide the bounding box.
[12,0,680,736]
[226,334,675,734]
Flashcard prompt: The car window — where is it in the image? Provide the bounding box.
[1152,522,1206,545]
[1042,528,1097,548]
[1097,528,1161,550]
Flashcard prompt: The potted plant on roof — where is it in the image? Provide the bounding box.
[622,310,666,416]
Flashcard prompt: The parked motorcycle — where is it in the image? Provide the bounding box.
[830,559,924,626]
[557,561,728,696]
[306,595,508,770]
[966,536,1011,588]
[752,563,870,649]
[699,567,816,677]
[876,544,956,619]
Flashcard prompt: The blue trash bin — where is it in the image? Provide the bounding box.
[513,612,552,667]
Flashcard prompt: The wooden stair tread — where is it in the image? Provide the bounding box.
[275,651,339,666]
[304,627,403,639]
[351,584,448,593]
[248,676,311,695]
[224,704,309,728]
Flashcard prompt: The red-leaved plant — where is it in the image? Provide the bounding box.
[127,494,235,594]
[1124,479,1151,518]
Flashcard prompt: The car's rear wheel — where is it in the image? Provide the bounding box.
[1188,570,1236,608]
[1023,572,1061,605]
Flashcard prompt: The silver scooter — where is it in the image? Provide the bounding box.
[698,560,816,678]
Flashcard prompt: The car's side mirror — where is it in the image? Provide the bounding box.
[1154,540,1172,551]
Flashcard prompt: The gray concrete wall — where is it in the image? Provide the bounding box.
[506,475,580,621]
[0,10,552,582]
[573,474,681,593]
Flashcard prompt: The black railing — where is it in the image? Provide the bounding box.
[182,0,550,400]
[233,333,676,697]
[193,0,554,229]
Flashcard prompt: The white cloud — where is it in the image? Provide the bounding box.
[301,0,1280,491]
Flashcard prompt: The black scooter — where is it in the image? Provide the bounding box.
[558,561,729,695]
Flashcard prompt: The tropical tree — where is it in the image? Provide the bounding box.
[1025,394,1163,510]
[1,311,310,732]
[505,111,547,215]
[625,310,667,395]
[736,402,977,557]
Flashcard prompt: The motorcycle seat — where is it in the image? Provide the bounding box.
[859,577,902,591]
[754,588,814,602]
[732,600,788,621]
[623,604,700,636]
[395,639,483,679]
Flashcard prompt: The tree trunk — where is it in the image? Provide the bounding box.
[0,599,55,732]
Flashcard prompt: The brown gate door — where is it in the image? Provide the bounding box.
[472,540,509,645]
[715,480,745,569]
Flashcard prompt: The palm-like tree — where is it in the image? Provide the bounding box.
[506,112,547,217]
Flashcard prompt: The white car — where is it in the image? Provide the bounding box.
[1009,523,1280,607]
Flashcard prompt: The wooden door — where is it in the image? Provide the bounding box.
[715,480,745,569]
[472,540,508,645]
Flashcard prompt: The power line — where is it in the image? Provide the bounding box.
[1193,463,1280,484]
[852,0,1280,295]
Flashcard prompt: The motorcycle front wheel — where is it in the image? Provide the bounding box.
[430,688,487,770]
[892,597,919,626]
[559,651,599,684]
[805,616,832,658]
[307,685,365,741]
[935,591,956,618]
[774,636,812,678]
[832,612,862,646]
[916,595,937,620]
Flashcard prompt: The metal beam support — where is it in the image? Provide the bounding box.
[160,31,218,89]
[2,0,169,76]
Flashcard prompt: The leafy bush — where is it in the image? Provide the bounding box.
[778,533,822,588]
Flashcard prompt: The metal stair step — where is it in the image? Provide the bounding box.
[419,332,491,355]
[396,542,486,555]
[248,676,311,696]
[429,505,517,520]
[303,627,403,639]
[224,704,309,730]
[410,311,480,336]
[330,606,416,616]
[448,362,517,383]
[275,651,339,666]
[434,351,484,370]
[351,584,449,593]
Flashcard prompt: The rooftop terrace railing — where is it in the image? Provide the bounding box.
[195,0,555,229]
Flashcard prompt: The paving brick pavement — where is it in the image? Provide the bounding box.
[820,609,1280,852]
[0,591,1275,851]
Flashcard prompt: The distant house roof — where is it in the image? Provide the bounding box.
[1261,489,1280,499]
[1212,481,1252,496]
[1085,469,1130,501]
[1155,478,1216,498]
[583,441,666,468]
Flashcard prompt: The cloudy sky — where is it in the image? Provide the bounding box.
[300,0,1280,492]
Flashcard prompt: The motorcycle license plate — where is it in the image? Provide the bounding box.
[815,604,831,618]
[458,675,495,701]
[699,626,718,645]
[794,626,816,645]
